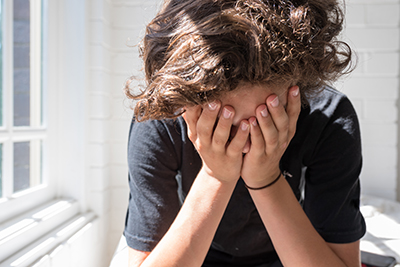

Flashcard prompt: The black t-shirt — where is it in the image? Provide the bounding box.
[124,86,366,259]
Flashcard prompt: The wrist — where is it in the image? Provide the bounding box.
[199,166,239,186]
[242,169,282,189]
[244,172,282,190]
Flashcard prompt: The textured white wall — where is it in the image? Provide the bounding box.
[339,0,400,200]
[107,0,162,259]
[85,0,161,264]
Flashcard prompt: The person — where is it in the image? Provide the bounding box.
[123,0,366,266]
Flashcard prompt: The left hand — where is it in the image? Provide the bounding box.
[241,86,301,188]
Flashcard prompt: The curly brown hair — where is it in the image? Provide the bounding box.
[125,0,353,121]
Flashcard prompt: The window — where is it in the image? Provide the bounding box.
[0,0,90,264]
[0,0,52,222]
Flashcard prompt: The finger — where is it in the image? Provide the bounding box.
[265,94,291,149]
[183,106,202,142]
[227,120,250,155]
[196,101,221,143]
[248,116,265,156]
[212,106,235,152]
[286,86,301,140]
[266,94,289,134]
[255,104,279,150]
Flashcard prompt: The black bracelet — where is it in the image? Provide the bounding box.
[244,173,282,190]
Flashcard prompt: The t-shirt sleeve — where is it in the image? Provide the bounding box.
[124,119,182,252]
[303,97,366,243]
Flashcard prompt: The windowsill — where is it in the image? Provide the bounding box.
[0,185,55,223]
[0,198,96,265]
[7,184,47,199]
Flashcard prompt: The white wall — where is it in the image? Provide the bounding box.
[85,0,161,264]
[339,0,400,200]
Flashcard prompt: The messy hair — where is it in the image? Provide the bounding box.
[125,0,353,121]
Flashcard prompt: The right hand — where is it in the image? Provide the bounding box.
[182,101,250,183]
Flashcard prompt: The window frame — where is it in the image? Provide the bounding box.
[0,0,89,262]
[0,0,55,224]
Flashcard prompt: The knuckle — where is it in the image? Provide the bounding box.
[196,126,209,136]
[281,142,288,149]
[187,131,196,142]
[289,129,296,140]
[266,136,279,146]
[280,123,290,133]
[227,142,242,154]
[196,142,206,153]
[213,137,226,146]
[251,147,264,158]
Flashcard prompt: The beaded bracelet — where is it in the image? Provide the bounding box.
[244,172,282,190]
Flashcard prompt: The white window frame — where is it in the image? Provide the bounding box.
[0,0,91,262]
[0,0,55,224]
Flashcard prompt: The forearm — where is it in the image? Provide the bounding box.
[139,168,237,267]
[249,176,356,267]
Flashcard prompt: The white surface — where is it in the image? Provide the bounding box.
[360,195,400,266]
[110,195,400,266]
[109,236,129,267]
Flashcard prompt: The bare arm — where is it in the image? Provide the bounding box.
[249,177,361,267]
[129,249,150,267]
[138,170,236,267]
[128,172,235,267]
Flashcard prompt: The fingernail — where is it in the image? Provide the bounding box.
[270,96,279,108]
[261,107,268,117]
[223,108,232,119]
[251,118,258,127]
[292,87,299,97]
[208,101,218,110]
[241,122,249,131]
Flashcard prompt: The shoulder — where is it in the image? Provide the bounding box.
[128,117,189,164]
[299,86,359,135]
[291,87,361,164]
[306,86,356,118]
[129,116,186,137]
[129,117,187,146]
